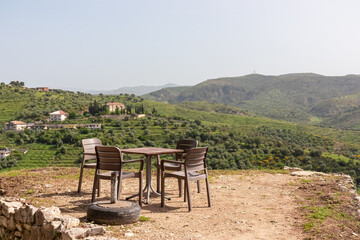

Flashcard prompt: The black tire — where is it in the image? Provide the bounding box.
[87,201,141,225]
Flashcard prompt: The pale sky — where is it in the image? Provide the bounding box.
[1,0,360,90]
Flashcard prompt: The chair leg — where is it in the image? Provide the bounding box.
[161,171,165,207]
[205,172,211,207]
[118,171,123,201]
[156,155,161,193]
[178,179,183,197]
[97,179,101,197]
[197,180,201,193]
[185,177,192,211]
[184,180,187,202]
[77,159,85,193]
[91,174,98,202]
[139,171,143,207]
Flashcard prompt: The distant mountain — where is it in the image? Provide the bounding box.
[143,73,360,129]
[85,83,179,96]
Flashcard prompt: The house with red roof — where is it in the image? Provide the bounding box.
[106,102,125,112]
[5,121,27,131]
[50,110,69,122]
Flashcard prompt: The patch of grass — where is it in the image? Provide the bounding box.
[54,174,78,180]
[27,189,35,194]
[301,179,311,183]
[139,216,150,222]
[298,176,360,238]
[309,206,331,221]
[303,206,332,232]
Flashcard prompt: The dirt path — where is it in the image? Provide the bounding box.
[131,172,305,240]
[0,168,310,239]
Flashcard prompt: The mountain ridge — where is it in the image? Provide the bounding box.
[143,73,360,129]
[85,83,179,95]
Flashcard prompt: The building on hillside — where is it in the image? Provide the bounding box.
[50,110,68,122]
[5,121,27,131]
[106,102,125,112]
[85,123,102,130]
[0,149,11,159]
[36,87,49,92]
[26,122,44,130]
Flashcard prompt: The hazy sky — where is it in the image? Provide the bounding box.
[1,1,360,90]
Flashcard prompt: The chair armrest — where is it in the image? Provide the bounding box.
[161,159,185,171]
[123,159,144,170]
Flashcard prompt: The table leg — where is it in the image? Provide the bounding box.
[145,155,152,203]
[126,154,170,204]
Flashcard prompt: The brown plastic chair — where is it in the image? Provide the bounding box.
[91,146,144,206]
[156,139,198,196]
[78,138,103,193]
[161,147,211,211]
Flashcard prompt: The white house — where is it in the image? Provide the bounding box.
[50,110,68,122]
[0,149,11,159]
[5,121,27,131]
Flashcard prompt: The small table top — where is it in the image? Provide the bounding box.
[121,147,183,156]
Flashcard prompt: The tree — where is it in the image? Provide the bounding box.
[115,106,120,115]
[69,112,76,119]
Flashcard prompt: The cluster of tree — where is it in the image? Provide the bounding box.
[0,151,22,170]
[4,115,359,188]
[9,81,25,87]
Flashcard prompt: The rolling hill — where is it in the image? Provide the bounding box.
[143,73,360,129]
[85,83,179,96]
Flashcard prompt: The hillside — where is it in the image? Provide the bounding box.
[0,84,360,190]
[86,83,179,96]
[143,73,360,129]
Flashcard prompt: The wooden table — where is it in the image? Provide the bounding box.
[122,147,184,204]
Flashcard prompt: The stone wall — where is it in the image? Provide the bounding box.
[0,197,106,240]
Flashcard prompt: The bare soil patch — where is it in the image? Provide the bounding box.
[0,168,359,239]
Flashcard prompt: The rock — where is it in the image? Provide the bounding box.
[23,229,31,240]
[14,206,27,223]
[25,205,38,223]
[0,216,8,227]
[43,222,58,239]
[62,226,106,240]
[62,228,89,240]
[1,201,23,218]
[35,206,61,225]
[23,223,32,231]
[15,223,22,231]
[31,225,42,240]
[125,232,135,237]
[60,215,80,228]
[284,166,303,172]
[14,231,22,237]
[8,214,16,231]
[87,227,106,236]
[291,171,318,176]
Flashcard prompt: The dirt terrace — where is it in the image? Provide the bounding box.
[0,168,359,239]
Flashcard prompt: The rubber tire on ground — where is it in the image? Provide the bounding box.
[87,201,141,225]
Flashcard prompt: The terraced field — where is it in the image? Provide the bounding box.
[17,144,82,169]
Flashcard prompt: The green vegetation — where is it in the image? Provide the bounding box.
[0,84,360,189]
[143,73,360,130]
[139,216,150,222]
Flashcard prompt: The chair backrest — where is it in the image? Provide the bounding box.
[176,139,198,160]
[184,147,208,172]
[82,138,102,154]
[95,146,123,171]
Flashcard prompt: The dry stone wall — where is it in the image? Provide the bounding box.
[0,197,106,240]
